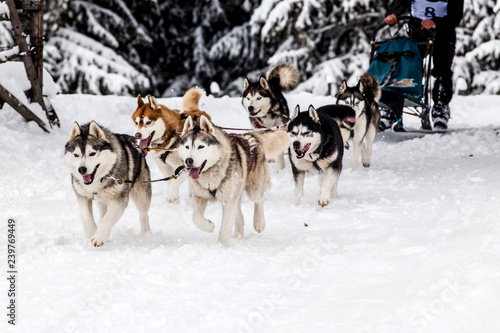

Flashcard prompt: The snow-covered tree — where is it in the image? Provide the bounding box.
[455,0,500,94]
[43,0,156,95]
[34,0,500,96]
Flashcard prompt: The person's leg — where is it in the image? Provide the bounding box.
[379,90,404,131]
[431,28,456,129]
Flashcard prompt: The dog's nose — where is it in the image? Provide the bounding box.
[248,106,254,112]
[185,158,193,167]
[78,166,87,175]
[293,141,301,150]
[135,133,142,139]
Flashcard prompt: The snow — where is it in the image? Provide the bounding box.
[1,76,500,331]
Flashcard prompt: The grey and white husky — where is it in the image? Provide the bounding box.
[336,72,381,170]
[64,121,152,247]
[287,105,344,207]
[242,62,299,169]
[178,115,290,247]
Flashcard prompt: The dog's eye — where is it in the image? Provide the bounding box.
[89,152,96,157]
[146,121,152,125]
[344,100,349,104]
[303,131,310,136]
[198,145,205,149]
[257,97,262,100]
[355,101,360,105]
[73,153,79,158]
[184,145,190,150]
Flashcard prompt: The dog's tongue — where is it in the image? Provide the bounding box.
[348,117,356,123]
[83,174,92,184]
[189,167,202,180]
[139,139,149,156]
[299,143,311,154]
[139,139,149,148]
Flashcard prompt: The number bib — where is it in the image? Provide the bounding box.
[411,0,448,20]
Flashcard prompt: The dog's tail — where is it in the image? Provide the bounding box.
[182,86,205,112]
[358,72,381,103]
[259,130,290,161]
[266,63,300,93]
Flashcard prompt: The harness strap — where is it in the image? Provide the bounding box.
[108,166,186,185]
[313,161,323,174]
[219,121,289,132]
[180,113,198,122]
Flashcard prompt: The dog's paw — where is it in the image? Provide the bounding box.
[233,228,244,239]
[165,194,179,203]
[362,162,371,168]
[253,220,266,233]
[90,230,109,247]
[217,235,230,248]
[318,196,330,207]
[194,218,215,233]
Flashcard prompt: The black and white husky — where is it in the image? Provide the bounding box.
[178,115,290,247]
[287,105,344,207]
[242,62,299,169]
[64,121,152,247]
[336,72,381,170]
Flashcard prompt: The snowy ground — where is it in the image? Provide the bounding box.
[1,90,499,332]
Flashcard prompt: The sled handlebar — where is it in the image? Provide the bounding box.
[371,16,435,42]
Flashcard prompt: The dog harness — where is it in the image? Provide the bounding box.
[158,132,180,162]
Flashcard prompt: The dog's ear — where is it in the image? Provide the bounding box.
[181,116,195,136]
[338,80,347,94]
[291,105,300,121]
[137,94,144,108]
[243,77,250,91]
[148,95,161,110]
[68,121,81,141]
[358,80,365,94]
[89,121,107,141]
[259,77,270,90]
[308,105,320,124]
[199,115,215,135]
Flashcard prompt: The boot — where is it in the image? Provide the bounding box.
[432,103,450,130]
[432,76,452,130]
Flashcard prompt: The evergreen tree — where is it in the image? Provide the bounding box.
[37,0,500,96]
[454,0,500,94]
[44,0,157,95]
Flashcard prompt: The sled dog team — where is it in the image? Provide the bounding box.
[64,63,381,247]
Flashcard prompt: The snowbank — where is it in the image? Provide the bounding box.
[0,90,499,332]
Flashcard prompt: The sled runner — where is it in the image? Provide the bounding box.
[367,16,434,131]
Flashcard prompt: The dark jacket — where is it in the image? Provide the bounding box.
[386,0,464,29]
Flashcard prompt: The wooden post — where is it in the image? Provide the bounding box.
[29,0,44,86]
[0,83,50,133]
[5,0,59,128]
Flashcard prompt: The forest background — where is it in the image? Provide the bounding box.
[1,0,499,97]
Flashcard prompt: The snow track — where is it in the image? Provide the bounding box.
[1,92,499,332]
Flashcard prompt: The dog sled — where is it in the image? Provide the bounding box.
[367,16,435,131]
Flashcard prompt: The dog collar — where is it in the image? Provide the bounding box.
[253,118,267,129]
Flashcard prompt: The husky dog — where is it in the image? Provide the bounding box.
[64,121,151,247]
[132,87,211,202]
[178,115,290,247]
[242,62,299,170]
[336,72,381,170]
[287,105,344,207]
[316,104,356,150]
